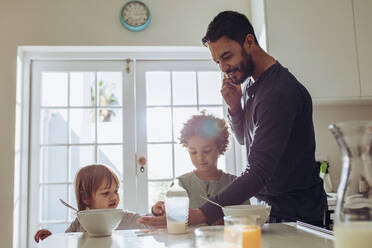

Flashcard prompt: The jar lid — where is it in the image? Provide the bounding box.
[166,179,188,197]
[166,190,188,197]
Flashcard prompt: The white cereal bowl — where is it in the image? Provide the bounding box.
[222,205,271,227]
[77,209,124,237]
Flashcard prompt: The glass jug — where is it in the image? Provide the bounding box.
[329,121,372,248]
[165,179,189,234]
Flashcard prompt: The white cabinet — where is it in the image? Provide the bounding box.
[252,0,361,100]
[353,0,372,97]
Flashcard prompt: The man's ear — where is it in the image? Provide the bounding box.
[244,34,255,49]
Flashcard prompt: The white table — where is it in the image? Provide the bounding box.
[37,223,334,248]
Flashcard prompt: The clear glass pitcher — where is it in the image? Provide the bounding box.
[165,179,189,234]
[329,121,372,248]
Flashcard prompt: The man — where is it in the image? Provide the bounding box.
[139,10,327,227]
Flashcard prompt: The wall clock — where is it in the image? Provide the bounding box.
[120,1,151,32]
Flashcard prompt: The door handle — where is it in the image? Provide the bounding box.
[137,156,147,173]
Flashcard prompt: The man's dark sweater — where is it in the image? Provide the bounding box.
[199,62,327,224]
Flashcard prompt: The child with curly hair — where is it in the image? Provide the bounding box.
[34,164,145,243]
[151,111,250,216]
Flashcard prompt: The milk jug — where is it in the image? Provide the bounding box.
[165,180,189,234]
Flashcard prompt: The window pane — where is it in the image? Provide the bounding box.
[199,107,224,119]
[70,72,95,106]
[69,109,95,143]
[40,109,68,144]
[174,144,194,177]
[97,145,123,180]
[41,185,67,221]
[147,144,173,179]
[172,72,197,105]
[198,71,223,105]
[40,223,68,234]
[97,72,122,106]
[148,181,171,212]
[146,72,171,105]
[41,72,68,107]
[42,146,68,183]
[173,107,198,140]
[70,145,95,181]
[146,108,172,142]
[97,109,122,143]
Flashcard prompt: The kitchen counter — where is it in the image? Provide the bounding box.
[36,223,334,248]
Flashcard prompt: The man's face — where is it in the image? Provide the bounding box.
[208,36,254,85]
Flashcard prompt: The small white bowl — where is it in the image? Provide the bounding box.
[77,209,124,237]
[222,205,271,227]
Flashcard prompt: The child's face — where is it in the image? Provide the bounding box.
[187,136,219,172]
[90,177,120,209]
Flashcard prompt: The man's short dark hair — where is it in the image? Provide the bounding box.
[202,11,258,47]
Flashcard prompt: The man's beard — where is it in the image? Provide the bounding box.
[234,50,255,85]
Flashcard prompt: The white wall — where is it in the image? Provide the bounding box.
[313,105,372,192]
[0,1,250,247]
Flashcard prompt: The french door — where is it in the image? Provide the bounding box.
[29,61,136,244]
[135,60,235,214]
[28,59,235,243]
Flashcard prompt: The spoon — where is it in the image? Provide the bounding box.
[200,195,224,209]
[59,198,78,212]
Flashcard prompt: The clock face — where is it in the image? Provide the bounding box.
[122,1,149,27]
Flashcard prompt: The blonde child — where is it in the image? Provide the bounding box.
[151,112,250,216]
[34,164,145,242]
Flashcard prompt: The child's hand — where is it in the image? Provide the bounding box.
[34,229,52,243]
[151,201,165,216]
[137,215,167,228]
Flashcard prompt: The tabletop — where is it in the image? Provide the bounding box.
[36,223,334,248]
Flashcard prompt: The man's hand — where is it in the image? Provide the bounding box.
[211,218,224,225]
[34,229,52,243]
[188,208,207,225]
[220,74,242,115]
[151,201,165,216]
[137,215,167,228]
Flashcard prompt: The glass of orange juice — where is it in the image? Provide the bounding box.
[224,215,262,248]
